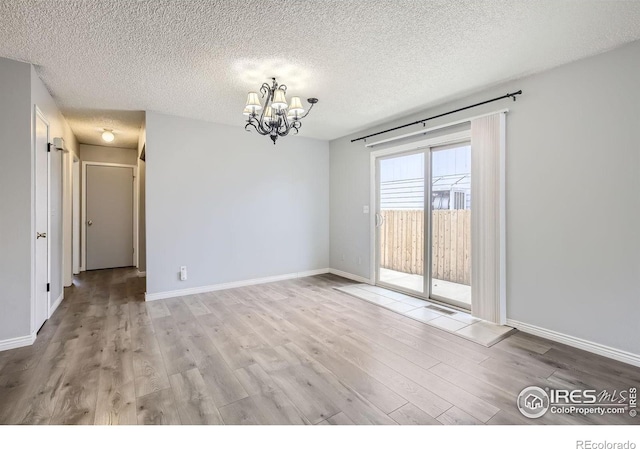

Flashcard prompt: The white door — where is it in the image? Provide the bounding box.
[86,165,134,270]
[35,110,50,331]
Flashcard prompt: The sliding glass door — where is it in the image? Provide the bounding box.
[376,151,426,295]
[429,143,472,309]
[375,141,472,309]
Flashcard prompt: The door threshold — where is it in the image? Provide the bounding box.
[334,284,514,347]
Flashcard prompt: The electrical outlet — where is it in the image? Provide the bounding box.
[341,254,345,262]
[363,205,369,214]
[180,266,187,281]
[358,257,362,265]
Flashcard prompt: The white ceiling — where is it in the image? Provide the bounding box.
[1,1,640,146]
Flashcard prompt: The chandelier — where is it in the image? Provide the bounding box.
[243,77,318,144]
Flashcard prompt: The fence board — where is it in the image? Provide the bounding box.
[379,210,470,285]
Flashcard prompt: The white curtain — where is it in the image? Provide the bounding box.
[470,112,506,324]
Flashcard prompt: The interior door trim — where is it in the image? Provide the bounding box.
[81,161,138,272]
[31,105,51,334]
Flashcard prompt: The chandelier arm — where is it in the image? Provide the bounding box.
[260,83,271,98]
[247,116,270,135]
[297,101,316,120]
[278,118,301,137]
[245,121,263,134]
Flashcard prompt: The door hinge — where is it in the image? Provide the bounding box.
[47,143,52,153]
[46,283,50,292]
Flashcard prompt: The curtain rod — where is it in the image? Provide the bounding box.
[351,90,522,143]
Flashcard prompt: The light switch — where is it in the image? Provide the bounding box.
[363,205,369,214]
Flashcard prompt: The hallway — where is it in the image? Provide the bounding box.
[0,269,637,425]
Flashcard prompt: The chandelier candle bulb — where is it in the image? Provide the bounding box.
[245,92,262,113]
[263,106,273,123]
[288,96,305,115]
[271,89,288,110]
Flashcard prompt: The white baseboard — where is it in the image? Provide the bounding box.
[328,268,373,285]
[145,268,330,301]
[137,270,146,277]
[507,319,640,368]
[49,292,64,318]
[0,332,36,352]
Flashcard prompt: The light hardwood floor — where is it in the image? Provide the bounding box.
[0,268,637,425]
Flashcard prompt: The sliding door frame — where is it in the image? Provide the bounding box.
[369,130,471,307]
[374,148,430,298]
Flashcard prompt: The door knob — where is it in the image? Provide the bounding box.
[87,220,93,226]
[37,232,47,239]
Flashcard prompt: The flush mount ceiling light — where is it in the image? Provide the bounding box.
[243,77,318,144]
[101,129,115,143]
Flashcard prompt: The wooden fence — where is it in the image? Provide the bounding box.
[379,209,471,285]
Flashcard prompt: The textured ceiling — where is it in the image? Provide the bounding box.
[1,1,640,145]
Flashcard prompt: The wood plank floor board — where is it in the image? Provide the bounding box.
[150,316,198,375]
[0,345,44,376]
[182,295,212,317]
[129,301,152,328]
[136,388,181,425]
[94,320,136,425]
[14,361,67,424]
[318,412,355,425]
[131,324,171,398]
[146,301,171,320]
[177,315,249,407]
[486,410,532,425]
[288,331,408,415]
[267,363,341,424]
[331,334,452,418]
[49,366,101,424]
[218,397,262,425]
[437,406,483,425]
[278,342,398,425]
[232,364,309,425]
[169,369,223,425]
[389,403,441,425]
[1,268,637,425]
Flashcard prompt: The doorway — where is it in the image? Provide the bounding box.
[34,107,50,332]
[374,136,472,310]
[82,163,136,270]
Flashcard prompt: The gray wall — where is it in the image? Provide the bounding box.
[0,58,32,341]
[330,41,640,354]
[145,111,330,295]
[80,144,138,165]
[0,58,79,342]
